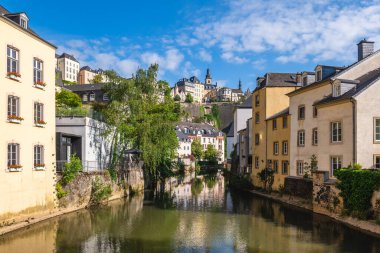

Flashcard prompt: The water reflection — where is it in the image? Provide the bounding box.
[0,175,380,253]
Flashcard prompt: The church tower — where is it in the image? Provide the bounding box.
[238,79,242,90]
[205,68,212,85]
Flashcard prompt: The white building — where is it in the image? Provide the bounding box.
[233,95,252,145]
[175,122,225,163]
[56,53,80,83]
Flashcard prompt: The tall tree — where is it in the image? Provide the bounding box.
[204,144,218,164]
[91,73,103,84]
[191,139,203,161]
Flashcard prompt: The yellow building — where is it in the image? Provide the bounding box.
[266,109,291,190]
[251,73,299,190]
[0,5,57,222]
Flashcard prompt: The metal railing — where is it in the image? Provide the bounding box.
[56,160,107,173]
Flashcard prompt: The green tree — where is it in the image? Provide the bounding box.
[91,73,103,84]
[174,94,181,101]
[191,139,203,161]
[56,89,82,108]
[185,93,193,103]
[101,65,180,184]
[204,144,218,164]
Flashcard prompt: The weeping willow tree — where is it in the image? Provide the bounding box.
[101,64,179,186]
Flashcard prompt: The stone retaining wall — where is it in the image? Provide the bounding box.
[284,176,313,199]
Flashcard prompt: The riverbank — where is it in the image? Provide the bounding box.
[249,189,380,238]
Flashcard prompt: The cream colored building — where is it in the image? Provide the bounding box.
[0,5,56,222]
[56,53,79,83]
[288,40,380,178]
[251,73,299,188]
[78,66,109,84]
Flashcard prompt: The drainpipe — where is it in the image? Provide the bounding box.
[350,98,357,164]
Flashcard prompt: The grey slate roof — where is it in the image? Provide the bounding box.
[58,53,79,63]
[237,95,252,108]
[314,68,380,107]
[222,122,234,137]
[66,83,105,92]
[266,108,289,121]
[176,122,222,138]
[255,73,299,92]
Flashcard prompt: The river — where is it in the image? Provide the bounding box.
[0,174,379,253]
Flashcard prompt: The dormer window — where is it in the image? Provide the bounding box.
[302,76,308,86]
[20,18,27,29]
[333,83,341,97]
[316,70,322,81]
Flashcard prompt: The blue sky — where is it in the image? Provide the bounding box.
[4,0,380,90]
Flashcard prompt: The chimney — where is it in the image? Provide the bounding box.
[358,39,374,61]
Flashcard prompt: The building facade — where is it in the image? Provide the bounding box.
[0,5,56,221]
[251,73,299,188]
[288,41,380,178]
[56,53,80,83]
[78,66,109,84]
[66,83,109,104]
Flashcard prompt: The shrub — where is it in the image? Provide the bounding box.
[335,168,380,219]
[56,182,67,199]
[257,168,274,192]
[191,178,204,195]
[62,155,82,185]
[91,176,112,205]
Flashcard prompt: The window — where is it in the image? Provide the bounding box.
[33,58,43,83]
[374,118,380,142]
[255,156,259,169]
[297,130,305,147]
[255,134,260,145]
[331,156,342,176]
[255,112,260,124]
[316,70,322,81]
[302,76,308,86]
[298,105,305,120]
[8,96,19,117]
[283,116,288,128]
[267,160,272,170]
[312,128,318,146]
[8,143,20,167]
[313,106,318,118]
[331,122,342,143]
[103,94,109,101]
[272,119,277,130]
[83,94,88,102]
[89,93,95,101]
[273,142,279,155]
[282,161,289,174]
[282,141,288,155]
[255,95,260,106]
[34,103,44,123]
[273,160,279,174]
[34,145,44,166]
[374,155,380,169]
[297,160,304,175]
[7,46,19,73]
[333,84,341,97]
[20,18,27,29]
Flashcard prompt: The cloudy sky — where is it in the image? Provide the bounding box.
[4,0,380,90]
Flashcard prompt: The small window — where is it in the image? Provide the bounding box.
[282,161,289,174]
[374,155,380,169]
[333,83,341,97]
[34,145,44,166]
[312,128,318,146]
[272,119,277,130]
[103,94,109,101]
[297,160,304,175]
[34,103,44,123]
[283,116,288,128]
[33,58,43,83]
[7,46,19,74]
[331,122,342,143]
[267,160,272,170]
[282,141,288,155]
[255,112,260,124]
[273,142,279,155]
[83,94,88,102]
[313,106,318,118]
[255,95,260,107]
[297,130,305,147]
[20,18,27,29]
[255,156,259,169]
[374,118,380,142]
[8,143,20,167]
[298,105,305,120]
[8,96,20,117]
[316,70,322,81]
[255,134,260,145]
[331,156,342,176]
[273,160,279,174]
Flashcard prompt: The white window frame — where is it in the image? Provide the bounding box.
[282,161,288,174]
[273,160,279,174]
[282,141,288,155]
[298,130,305,147]
[7,46,19,73]
[8,96,19,117]
[374,118,380,143]
[298,105,305,120]
[103,94,109,101]
[273,142,279,155]
[331,121,342,143]
[34,102,44,123]
[8,143,20,166]
[83,94,88,102]
[34,145,44,165]
[297,160,304,176]
[330,156,342,176]
[312,128,318,146]
[333,83,341,97]
[33,58,43,83]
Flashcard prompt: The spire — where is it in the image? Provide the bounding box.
[205,68,212,85]
[238,79,242,90]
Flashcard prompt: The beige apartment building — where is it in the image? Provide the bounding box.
[78,66,109,84]
[0,6,56,222]
[288,40,380,178]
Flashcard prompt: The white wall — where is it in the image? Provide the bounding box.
[233,108,252,145]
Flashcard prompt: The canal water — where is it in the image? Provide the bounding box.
[0,174,380,253]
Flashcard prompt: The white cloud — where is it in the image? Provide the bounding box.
[193,0,380,64]
[199,48,212,62]
[141,48,184,71]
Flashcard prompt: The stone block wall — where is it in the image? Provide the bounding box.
[284,176,313,199]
